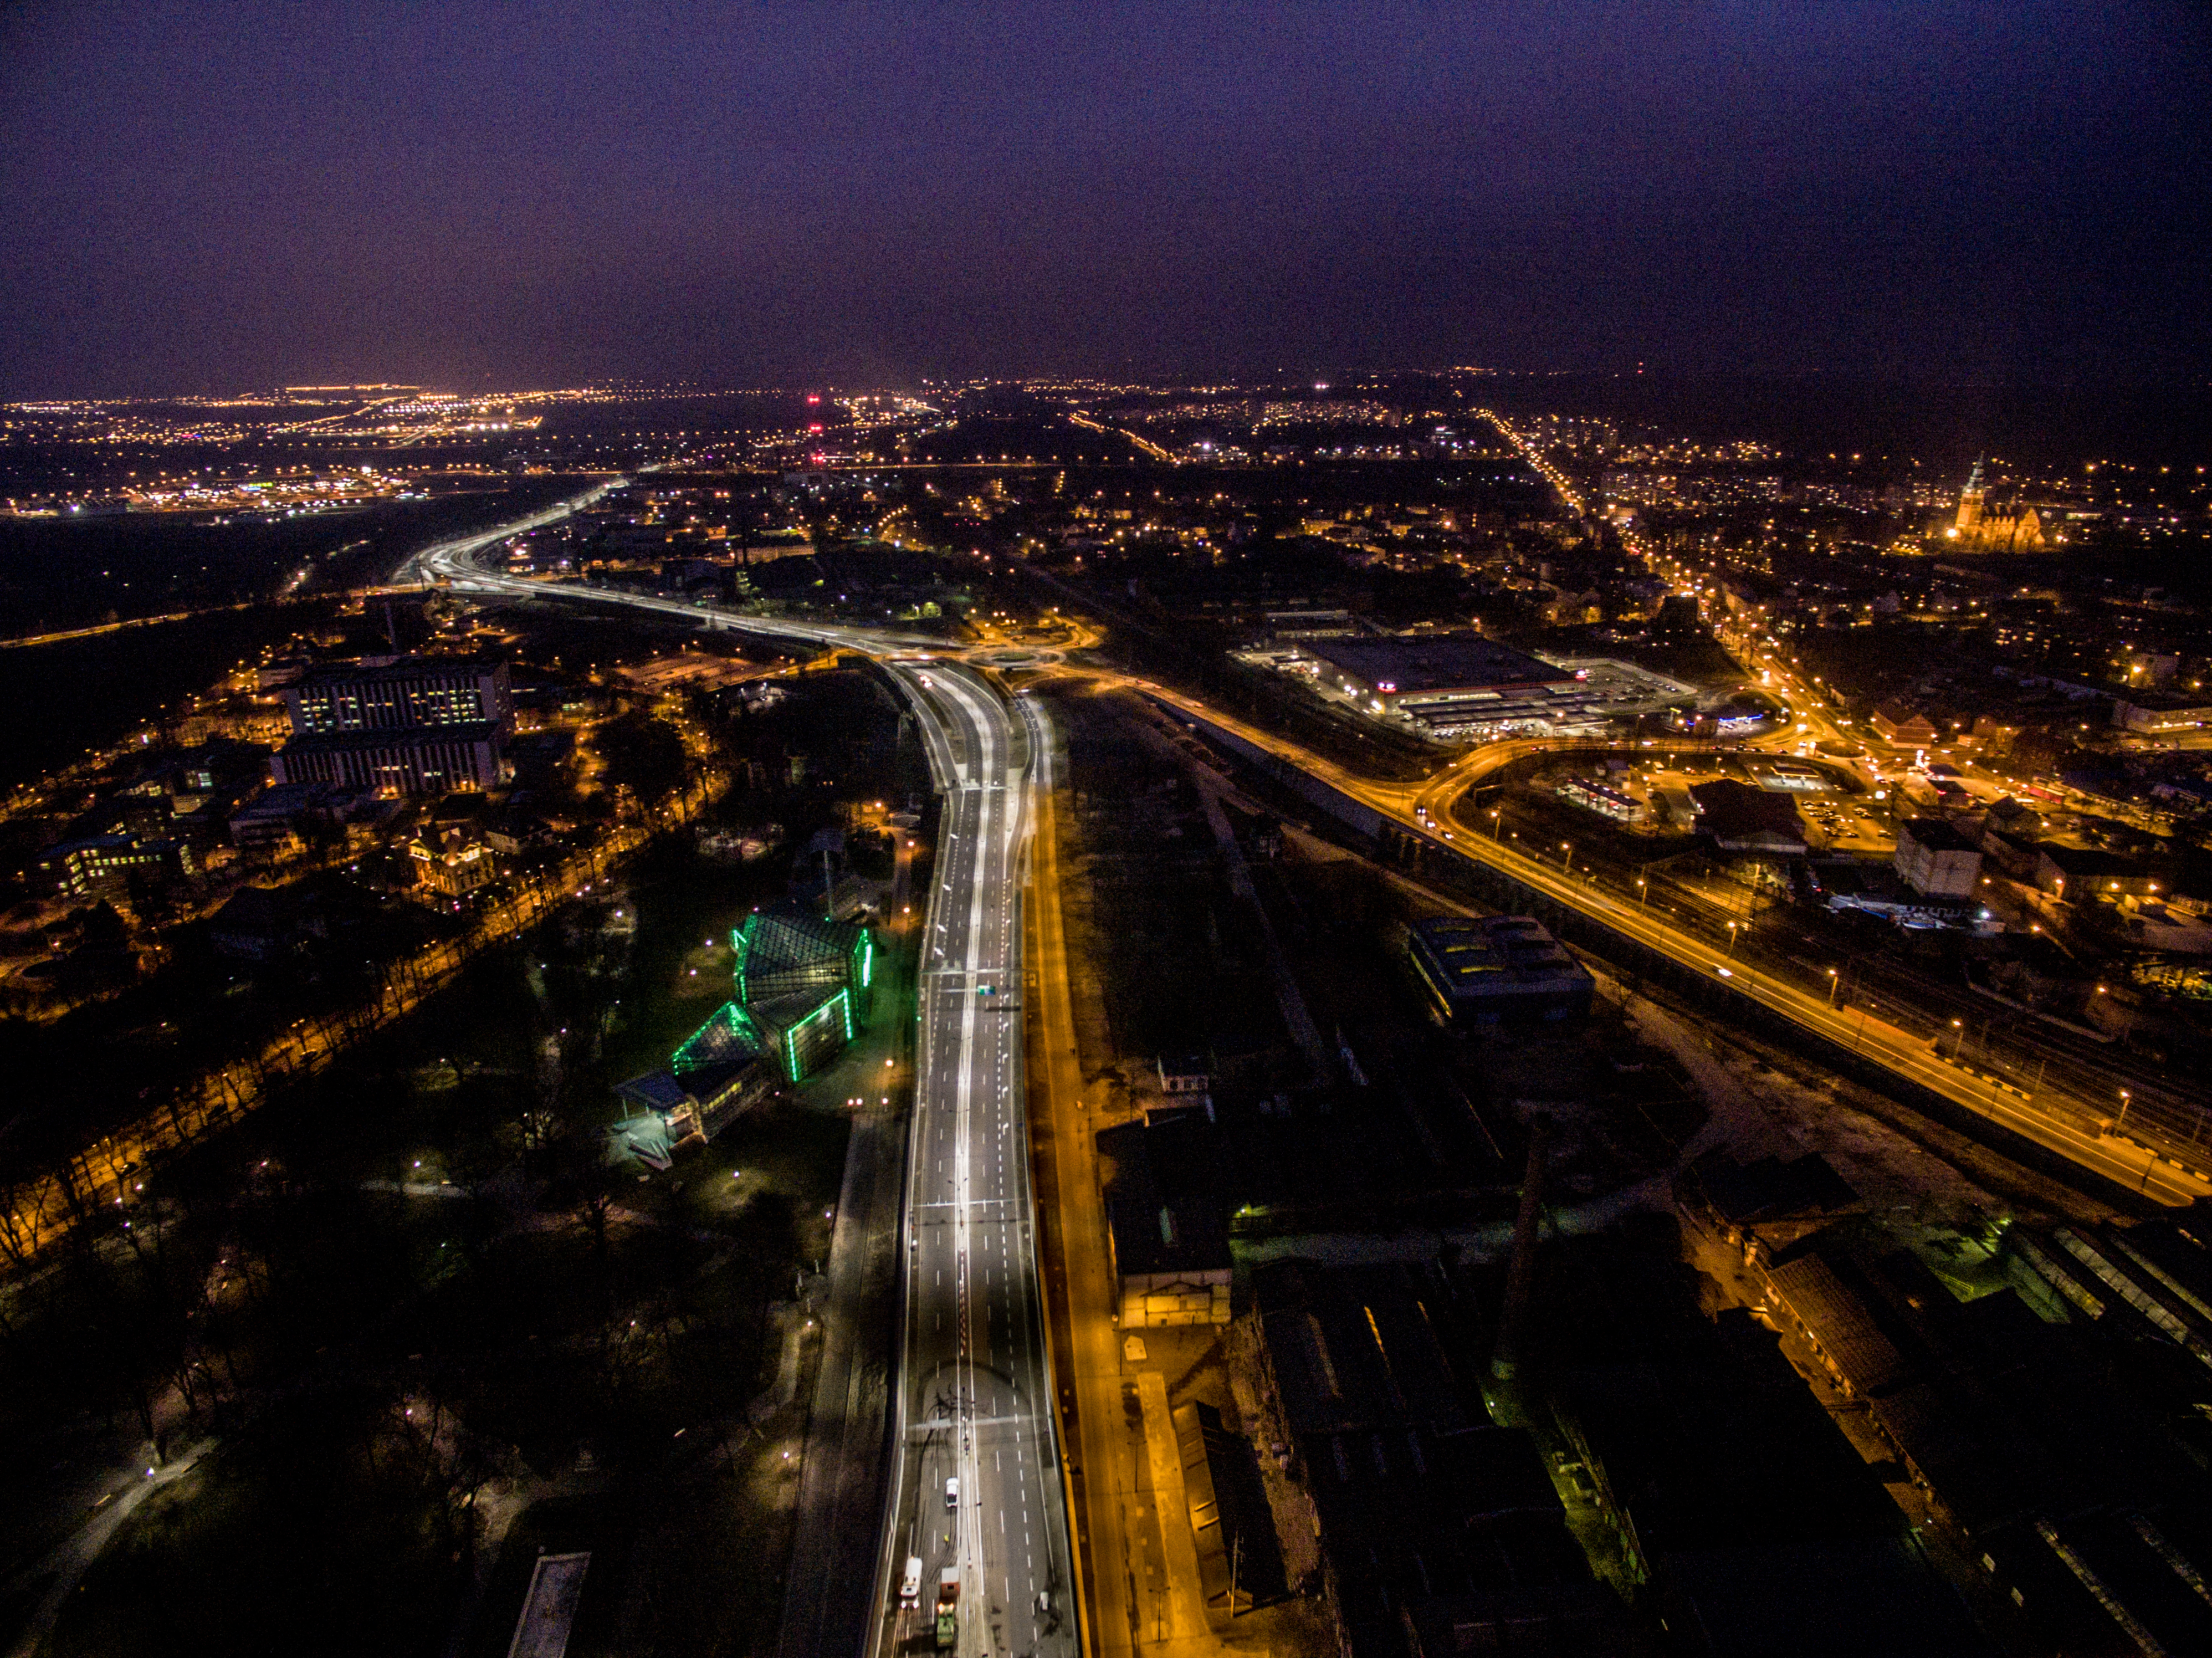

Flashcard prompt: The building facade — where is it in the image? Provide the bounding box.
[272,725,507,794]
[37,833,193,899]
[1870,704,1939,746]
[284,660,513,734]
[2113,695,2212,736]
[1953,460,2049,551]
[408,827,498,897]
[272,658,514,796]
[1894,818,1984,898]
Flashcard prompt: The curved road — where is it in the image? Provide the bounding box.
[413,508,1078,1658]
[1133,672,2211,1206]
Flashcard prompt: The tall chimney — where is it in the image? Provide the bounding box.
[1490,1115,1550,1382]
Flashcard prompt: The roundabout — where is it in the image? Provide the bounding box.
[963,645,1064,669]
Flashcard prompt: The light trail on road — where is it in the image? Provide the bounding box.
[418,516,1078,1658]
[413,482,2201,1658]
[869,663,1075,1658]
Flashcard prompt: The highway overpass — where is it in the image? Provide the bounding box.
[1144,692,2210,1209]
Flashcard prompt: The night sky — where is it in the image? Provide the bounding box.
[3,1,2206,394]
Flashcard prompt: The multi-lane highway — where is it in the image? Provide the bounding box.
[408,477,940,657]
[411,474,2202,1658]
[870,664,1076,1658]
[415,511,1078,1658]
[394,477,627,585]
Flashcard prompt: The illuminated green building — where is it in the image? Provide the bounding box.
[621,903,874,1144]
[725,903,874,1082]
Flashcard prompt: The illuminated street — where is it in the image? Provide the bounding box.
[12,9,2212,1656]
[427,520,1079,1658]
[867,662,1077,1658]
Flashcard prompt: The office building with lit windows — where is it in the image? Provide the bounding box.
[271,658,514,795]
[272,724,507,794]
[283,659,513,734]
[37,832,194,899]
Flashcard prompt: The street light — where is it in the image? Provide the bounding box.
[1725,920,1739,957]
[1826,967,1840,1006]
[1637,877,1649,908]
[2116,1088,2132,1132]
[1559,841,1573,872]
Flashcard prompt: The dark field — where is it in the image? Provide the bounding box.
[0,605,329,786]
[0,478,609,788]
[0,477,596,637]
[906,415,1151,464]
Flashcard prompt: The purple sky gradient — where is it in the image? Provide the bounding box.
[2,1,2206,393]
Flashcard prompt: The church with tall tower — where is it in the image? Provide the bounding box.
[1952,460,2048,550]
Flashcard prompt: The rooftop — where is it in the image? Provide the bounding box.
[1406,914,1592,999]
[1688,779,1805,843]
[2114,688,2212,710]
[275,720,505,753]
[297,655,506,685]
[1682,1150,1861,1230]
[1898,817,1981,853]
[1099,1118,1231,1279]
[2032,842,2153,877]
[1660,1538,1996,1658]
[1256,1258,1477,1438]
[1299,632,1569,695]
[505,1551,591,1658]
[731,902,870,1029]
[671,1000,766,1079]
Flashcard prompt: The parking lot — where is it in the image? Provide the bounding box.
[1541,749,1896,852]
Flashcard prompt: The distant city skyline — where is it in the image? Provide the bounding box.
[4,1,2208,396]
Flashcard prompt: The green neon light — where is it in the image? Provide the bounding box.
[671,999,765,1077]
[776,989,854,1083]
[858,930,873,991]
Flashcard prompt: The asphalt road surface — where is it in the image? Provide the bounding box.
[416,517,1079,1657]
[871,664,1077,1658]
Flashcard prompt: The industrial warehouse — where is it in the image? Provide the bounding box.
[1245,631,1694,741]
[1401,913,1596,1026]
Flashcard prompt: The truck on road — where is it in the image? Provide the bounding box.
[934,1568,960,1650]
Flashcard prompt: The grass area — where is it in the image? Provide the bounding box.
[44,1389,473,1658]
[464,1405,808,1658]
